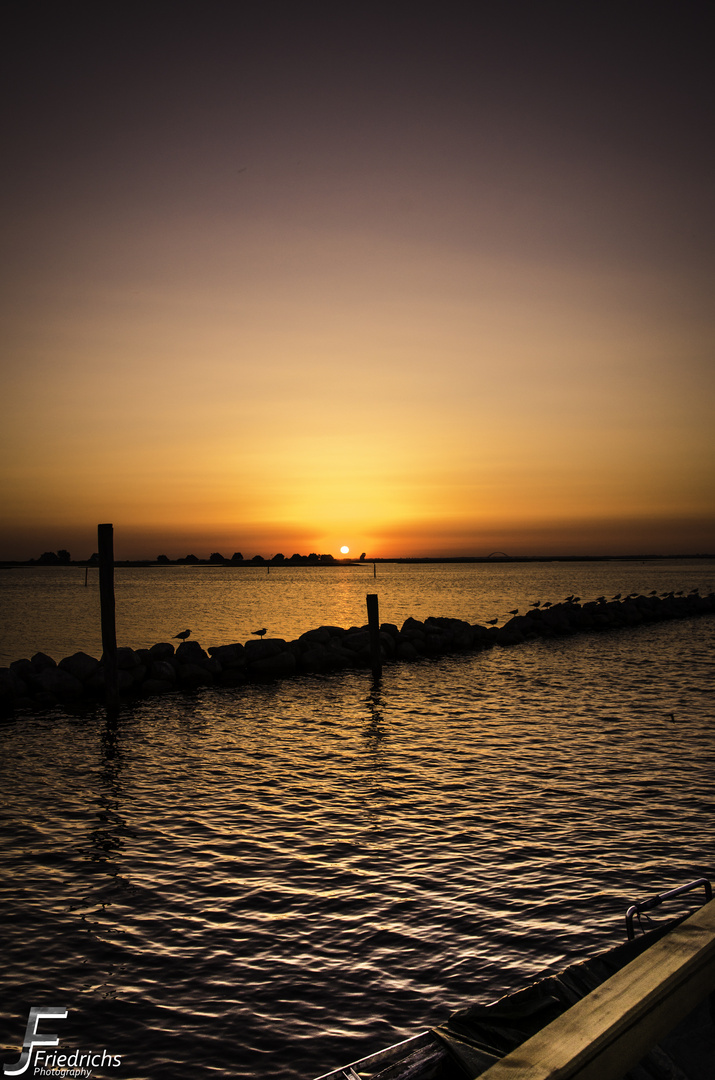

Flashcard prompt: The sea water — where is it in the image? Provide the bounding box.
[0,561,714,1079]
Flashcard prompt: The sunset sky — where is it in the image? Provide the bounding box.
[1,3,713,560]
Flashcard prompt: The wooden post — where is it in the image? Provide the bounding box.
[373,561,376,578]
[366,593,382,679]
[98,524,119,715]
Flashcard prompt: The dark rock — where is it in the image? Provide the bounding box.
[299,627,332,646]
[424,630,449,654]
[496,622,526,645]
[176,640,209,663]
[471,624,495,647]
[31,652,57,669]
[141,678,177,696]
[37,667,85,699]
[379,630,396,659]
[299,644,330,672]
[10,658,33,678]
[401,617,427,652]
[326,643,358,667]
[425,616,474,648]
[249,651,297,679]
[618,600,643,625]
[0,668,27,702]
[149,642,175,659]
[536,608,574,635]
[59,652,100,682]
[116,647,141,669]
[129,664,148,685]
[396,640,419,661]
[150,660,177,682]
[217,668,247,687]
[342,631,371,652]
[30,692,60,709]
[86,669,136,694]
[244,638,287,661]
[208,643,245,666]
[178,663,215,687]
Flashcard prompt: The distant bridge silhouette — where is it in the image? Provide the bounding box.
[486,551,512,559]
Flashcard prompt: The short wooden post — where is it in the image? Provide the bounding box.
[366,593,382,679]
[98,523,119,715]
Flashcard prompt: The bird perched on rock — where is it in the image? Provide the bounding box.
[174,629,191,642]
[251,628,267,639]
[508,608,519,616]
[486,618,498,625]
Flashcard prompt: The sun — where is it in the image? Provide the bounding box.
[340,545,350,554]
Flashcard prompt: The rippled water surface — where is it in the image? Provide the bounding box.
[1,563,714,1078]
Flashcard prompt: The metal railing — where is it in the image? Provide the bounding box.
[625,877,712,939]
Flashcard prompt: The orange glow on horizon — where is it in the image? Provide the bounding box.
[1,9,713,562]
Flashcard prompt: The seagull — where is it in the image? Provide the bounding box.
[612,593,622,600]
[174,629,191,642]
[508,608,519,616]
[530,601,541,608]
[251,628,267,639]
[486,618,498,625]
[542,601,552,608]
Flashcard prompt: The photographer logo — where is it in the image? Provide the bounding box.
[3,1009,121,1078]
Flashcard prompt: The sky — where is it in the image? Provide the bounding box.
[1,2,713,560]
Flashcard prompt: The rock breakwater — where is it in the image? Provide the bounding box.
[1,591,713,714]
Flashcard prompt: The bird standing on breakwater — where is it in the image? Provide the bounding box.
[251,628,267,639]
[174,629,191,642]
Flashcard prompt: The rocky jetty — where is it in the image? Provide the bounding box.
[1,591,713,714]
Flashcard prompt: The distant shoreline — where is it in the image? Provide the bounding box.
[1,553,713,570]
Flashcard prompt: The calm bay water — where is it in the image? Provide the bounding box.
[1,561,714,1079]
[1,559,714,667]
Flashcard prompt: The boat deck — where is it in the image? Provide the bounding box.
[314,897,715,1080]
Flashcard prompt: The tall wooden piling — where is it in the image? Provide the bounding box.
[366,593,382,680]
[98,523,119,715]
